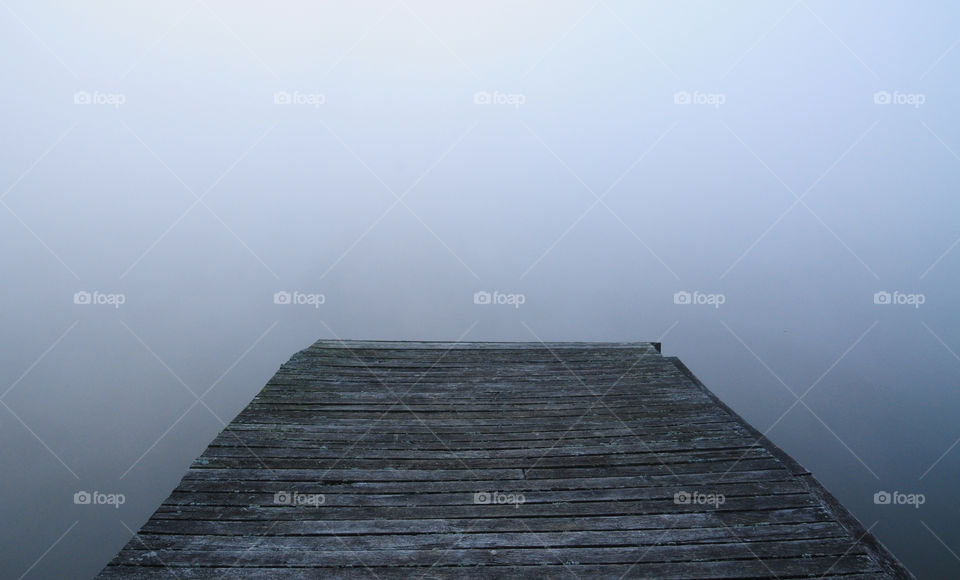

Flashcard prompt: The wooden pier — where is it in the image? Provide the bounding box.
[98,340,912,578]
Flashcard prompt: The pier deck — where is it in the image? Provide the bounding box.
[98,340,911,578]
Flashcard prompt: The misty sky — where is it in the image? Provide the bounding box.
[2,1,960,577]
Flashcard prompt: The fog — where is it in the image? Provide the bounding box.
[1,1,959,577]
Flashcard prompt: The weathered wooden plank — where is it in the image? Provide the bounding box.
[224,416,742,429]
[242,398,716,412]
[171,469,799,494]
[139,507,836,536]
[150,494,822,521]
[96,561,892,580]
[220,420,748,436]
[210,429,752,449]
[108,540,871,567]
[228,414,741,430]
[131,523,848,553]
[162,481,810,509]
[133,528,851,554]
[178,458,787,483]
[189,447,774,470]
[231,407,730,421]
[202,439,762,459]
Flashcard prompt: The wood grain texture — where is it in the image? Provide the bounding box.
[97,340,912,579]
